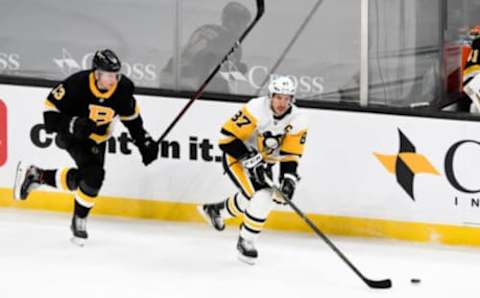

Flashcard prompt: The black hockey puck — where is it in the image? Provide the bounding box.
[410,278,421,284]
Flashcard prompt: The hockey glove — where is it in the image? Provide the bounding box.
[274,173,298,205]
[69,117,96,140]
[242,152,267,185]
[135,135,159,166]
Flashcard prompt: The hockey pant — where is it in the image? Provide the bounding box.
[51,137,106,209]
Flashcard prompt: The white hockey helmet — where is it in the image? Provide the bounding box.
[268,76,296,102]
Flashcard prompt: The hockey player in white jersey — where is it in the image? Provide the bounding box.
[198,76,308,264]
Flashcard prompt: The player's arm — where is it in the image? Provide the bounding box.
[43,80,95,139]
[218,105,257,160]
[119,95,158,166]
[277,120,308,202]
[219,105,271,184]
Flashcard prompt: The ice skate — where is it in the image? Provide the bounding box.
[237,236,258,265]
[13,162,42,200]
[70,215,88,247]
[197,202,225,231]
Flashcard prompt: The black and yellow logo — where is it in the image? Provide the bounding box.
[374,129,440,201]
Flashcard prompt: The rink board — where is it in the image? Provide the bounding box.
[2,84,480,245]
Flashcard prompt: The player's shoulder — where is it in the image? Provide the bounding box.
[245,96,268,118]
[117,75,135,93]
[288,104,308,132]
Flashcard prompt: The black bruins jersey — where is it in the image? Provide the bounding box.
[44,70,140,143]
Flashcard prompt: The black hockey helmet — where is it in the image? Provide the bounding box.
[92,49,121,72]
[222,2,251,29]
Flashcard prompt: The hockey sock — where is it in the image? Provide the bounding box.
[52,168,79,191]
[240,189,273,242]
[221,192,249,219]
[40,169,56,187]
[74,199,92,219]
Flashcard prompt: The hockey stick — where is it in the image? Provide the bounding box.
[255,0,324,96]
[267,181,392,289]
[156,0,265,145]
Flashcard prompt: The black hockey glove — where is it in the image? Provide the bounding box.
[69,117,96,140]
[242,151,267,185]
[135,135,159,166]
[274,173,298,205]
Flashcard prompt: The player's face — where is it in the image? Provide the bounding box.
[271,94,292,116]
[96,70,120,90]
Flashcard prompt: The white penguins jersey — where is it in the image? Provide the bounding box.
[220,96,308,163]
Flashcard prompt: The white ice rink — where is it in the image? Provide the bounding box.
[1,209,479,298]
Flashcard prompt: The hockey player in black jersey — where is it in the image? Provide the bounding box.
[13,49,159,246]
[161,1,251,93]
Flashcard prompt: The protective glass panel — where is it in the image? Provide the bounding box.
[159,0,254,94]
[367,0,443,108]
[0,0,175,88]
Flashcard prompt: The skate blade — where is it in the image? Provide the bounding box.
[70,236,86,247]
[13,162,25,200]
[237,253,256,265]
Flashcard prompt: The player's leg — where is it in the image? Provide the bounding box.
[198,153,253,230]
[14,162,80,200]
[68,141,106,246]
[237,188,273,265]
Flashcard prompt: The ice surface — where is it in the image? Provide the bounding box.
[0,209,479,298]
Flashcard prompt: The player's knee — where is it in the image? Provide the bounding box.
[66,168,79,191]
[235,192,250,211]
[79,166,105,196]
[248,189,274,217]
[252,189,272,204]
